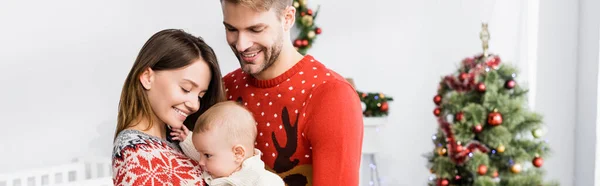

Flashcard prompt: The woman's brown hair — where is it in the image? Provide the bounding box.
[114,29,225,139]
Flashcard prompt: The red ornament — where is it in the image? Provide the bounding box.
[505,79,516,89]
[492,171,499,178]
[487,111,503,126]
[455,112,464,122]
[307,9,313,15]
[294,39,302,47]
[380,102,389,112]
[455,144,463,152]
[433,95,442,105]
[434,107,442,116]
[533,157,544,168]
[437,179,449,186]
[473,124,483,133]
[459,73,468,81]
[301,12,306,16]
[477,83,486,92]
[302,39,309,46]
[454,175,461,181]
[478,165,488,175]
[315,27,322,34]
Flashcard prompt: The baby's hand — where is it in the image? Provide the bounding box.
[170,125,190,142]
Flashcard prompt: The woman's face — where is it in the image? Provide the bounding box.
[142,59,212,129]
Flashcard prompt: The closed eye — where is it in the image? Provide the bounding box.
[204,154,212,158]
[181,87,191,93]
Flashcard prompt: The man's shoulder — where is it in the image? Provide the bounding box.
[222,68,244,84]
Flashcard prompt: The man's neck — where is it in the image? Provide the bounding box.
[129,116,167,139]
[254,46,304,80]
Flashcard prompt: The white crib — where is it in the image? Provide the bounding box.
[0,157,112,186]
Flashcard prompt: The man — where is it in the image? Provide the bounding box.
[220,0,364,185]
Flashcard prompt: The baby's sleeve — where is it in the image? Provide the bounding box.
[180,133,201,162]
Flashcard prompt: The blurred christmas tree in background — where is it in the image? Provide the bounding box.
[425,23,558,186]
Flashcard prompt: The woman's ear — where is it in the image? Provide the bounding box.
[139,67,154,90]
[233,145,246,163]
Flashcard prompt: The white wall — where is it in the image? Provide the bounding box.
[0,0,576,185]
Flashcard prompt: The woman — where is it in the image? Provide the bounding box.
[112,29,225,186]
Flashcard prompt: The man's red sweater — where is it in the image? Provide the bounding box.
[223,55,364,186]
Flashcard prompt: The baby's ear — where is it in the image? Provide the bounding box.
[233,145,246,163]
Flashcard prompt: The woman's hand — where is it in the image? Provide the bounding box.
[170,125,190,142]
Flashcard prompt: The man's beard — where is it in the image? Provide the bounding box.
[233,38,283,76]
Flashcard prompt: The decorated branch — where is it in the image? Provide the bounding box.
[357,91,393,117]
[293,0,322,55]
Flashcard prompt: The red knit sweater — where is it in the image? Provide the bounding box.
[223,55,364,186]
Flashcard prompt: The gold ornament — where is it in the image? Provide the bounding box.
[307,30,316,39]
[497,144,505,153]
[510,163,522,173]
[301,15,313,26]
[379,93,385,99]
[299,0,307,6]
[430,168,435,173]
[293,1,300,8]
[437,147,447,156]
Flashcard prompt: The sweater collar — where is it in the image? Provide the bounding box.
[247,55,313,88]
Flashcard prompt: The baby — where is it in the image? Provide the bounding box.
[172,101,284,186]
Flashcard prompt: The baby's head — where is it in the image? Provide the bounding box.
[192,101,257,178]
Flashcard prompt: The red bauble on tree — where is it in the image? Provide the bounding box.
[437,179,449,186]
[492,171,499,178]
[433,95,442,105]
[307,9,313,15]
[478,165,488,175]
[455,144,463,152]
[487,111,503,126]
[476,83,486,92]
[380,102,389,112]
[294,39,302,47]
[300,11,306,16]
[315,27,322,34]
[455,112,464,122]
[505,79,516,89]
[434,107,442,116]
[301,39,309,46]
[459,73,469,81]
[473,124,483,133]
[533,157,544,168]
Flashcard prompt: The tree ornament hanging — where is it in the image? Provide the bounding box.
[487,110,503,126]
[510,163,522,173]
[473,124,483,133]
[505,79,516,89]
[533,157,544,168]
[433,95,442,105]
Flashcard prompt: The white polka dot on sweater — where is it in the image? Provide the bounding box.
[314,75,318,78]
[244,102,247,105]
[313,67,317,70]
[323,81,327,84]
[302,80,306,84]
[260,132,263,136]
[243,76,246,79]
[261,112,264,116]
[312,84,315,88]
[255,142,257,145]
[309,94,313,98]
[305,155,310,158]
[300,71,304,75]
[235,85,238,89]
[233,79,236,83]
[265,93,269,96]
[291,97,295,101]
[269,102,273,106]
[289,86,293,91]
[257,102,260,106]
[295,109,298,114]
[229,95,232,99]
[278,94,281,98]
[303,113,306,117]
[274,114,278,118]
[266,143,269,147]
[225,88,229,92]
[272,153,276,157]
[232,74,235,77]
[245,84,248,87]
[326,73,331,76]
[303,102,306,106]
[267,122,270,126]
[310,147,313,150]
[301,89,305,94]
[302,133,305,137]
[287,78,290,81]
[251,93,254,96]
[311,59,315,62]
[279,125,282,129]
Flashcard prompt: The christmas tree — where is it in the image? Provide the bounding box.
[425,24,558,186]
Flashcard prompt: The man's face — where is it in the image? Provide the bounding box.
[222,1,284,76]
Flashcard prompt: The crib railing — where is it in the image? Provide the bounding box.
[0,157,112,186]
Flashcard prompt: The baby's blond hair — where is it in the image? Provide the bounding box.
[193,101,257,151]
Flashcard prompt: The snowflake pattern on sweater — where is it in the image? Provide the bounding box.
[112,129,204,186]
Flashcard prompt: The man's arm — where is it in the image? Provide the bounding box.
[305,80,364,185]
